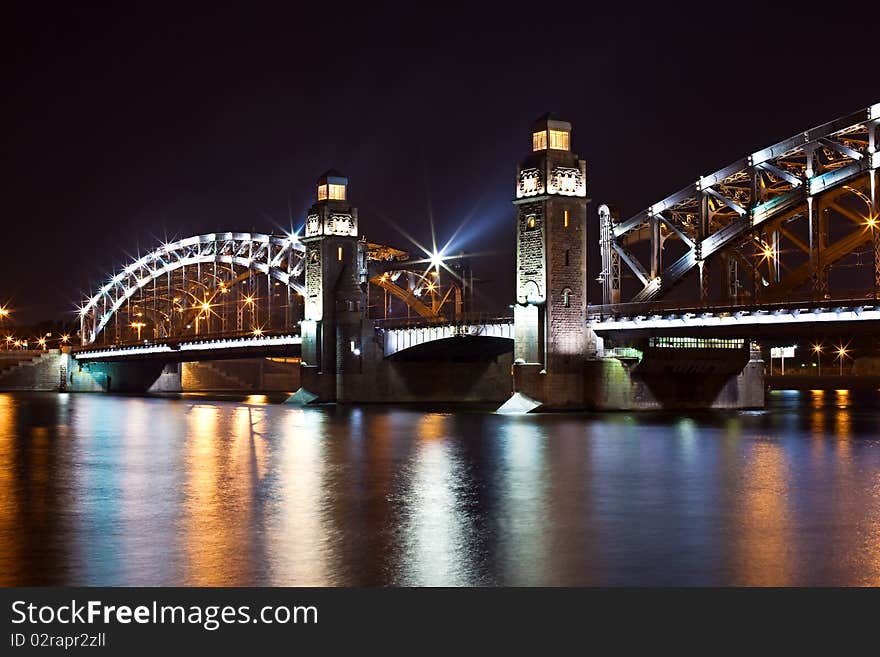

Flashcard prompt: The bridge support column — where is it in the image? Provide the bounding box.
[67,359,172,393]
[573,338,765,411]
[508,114,591,410]
[291,170,368,404]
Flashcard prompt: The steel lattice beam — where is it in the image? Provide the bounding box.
[608,102,880,305]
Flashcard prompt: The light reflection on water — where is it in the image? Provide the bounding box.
[1,390,880,586]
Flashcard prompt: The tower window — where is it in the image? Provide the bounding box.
[317,183,346,201]
[532,130,547,151]
[562,288,572,308]
[337,246,344,261]
[564,210,569,228]
[564,249,570,266]
[549,129,570,150]
[526,215,537,230]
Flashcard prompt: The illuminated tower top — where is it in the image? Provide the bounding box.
[305,169,358,238]
[316,169,348,203]
[531,113,571,152]
[516,113,586,199]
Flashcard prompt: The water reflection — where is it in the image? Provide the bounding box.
[733,439,793,585]
[267,409,331,585]
[1,390,880,586]
[398,414,477,585]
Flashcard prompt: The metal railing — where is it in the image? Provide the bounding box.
[72,327,302,354]
[374,313,514,331]
[586,289,880,321]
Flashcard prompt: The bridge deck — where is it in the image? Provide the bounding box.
[72,333,302,362]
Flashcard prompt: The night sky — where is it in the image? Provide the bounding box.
[2,3,877,324]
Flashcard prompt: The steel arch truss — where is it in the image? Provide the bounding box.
[603,102,880,306]
[365,243,468,321]
[79,232,306,345]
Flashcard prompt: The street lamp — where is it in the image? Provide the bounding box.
[836,344,849,376]
[130,321,146,341]
[812,343,823,376]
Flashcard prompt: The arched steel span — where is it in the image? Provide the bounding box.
[600,102,880,306]
[364,242,469,321]
[79,232,306,345]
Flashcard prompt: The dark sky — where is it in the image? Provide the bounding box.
[2,2,877,323]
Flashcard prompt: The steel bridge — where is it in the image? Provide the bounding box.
[75,232,472,357]
[72,102,879,364]
[599,102,880,310]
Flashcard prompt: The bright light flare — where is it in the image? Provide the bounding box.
[430,250,444,271]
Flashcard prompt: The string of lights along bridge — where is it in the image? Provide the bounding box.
[11,101,877,410]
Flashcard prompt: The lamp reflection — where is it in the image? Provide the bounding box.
[181,404,267,585]
[734,441,792,585]
[0,395,19,584]
[398,414,477,585]
[266,408,332,585]
[495,420,548,585]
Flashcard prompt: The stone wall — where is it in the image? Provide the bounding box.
[0,352,64,391]
[297,322,513,404]
[65,357,301,393]
[181,358,300,392]
[513,348,765,411]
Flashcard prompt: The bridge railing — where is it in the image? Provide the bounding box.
[374,313,514,331]
[586,289,880,321]
[72,327,302,354]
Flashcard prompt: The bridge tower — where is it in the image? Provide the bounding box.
[298,170,368,401]
[511,114,592,406]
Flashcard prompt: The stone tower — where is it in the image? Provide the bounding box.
[512,114,591,405]
[299,170,368,400]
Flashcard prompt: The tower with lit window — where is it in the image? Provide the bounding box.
[299,170,368,398]
[512,114,590,402]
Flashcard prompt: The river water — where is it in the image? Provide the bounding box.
[1,390,879,586]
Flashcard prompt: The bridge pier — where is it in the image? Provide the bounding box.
[510,330,764,411]
[296,320,513,404]
[68,359,171,393]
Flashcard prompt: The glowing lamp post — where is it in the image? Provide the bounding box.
[812,343,822,376]
[130,321,146,341]
[836,346,849,376]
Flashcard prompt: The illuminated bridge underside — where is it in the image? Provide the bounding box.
[590,304,880,339]
[604,102,880,305]
[382,320,514,358]
[73,334,302,362]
